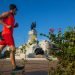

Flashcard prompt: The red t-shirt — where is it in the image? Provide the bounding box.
[2,12,15,35]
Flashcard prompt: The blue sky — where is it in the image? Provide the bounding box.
[0,0,75,47]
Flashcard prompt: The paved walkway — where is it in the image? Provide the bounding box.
[0,58,58,75]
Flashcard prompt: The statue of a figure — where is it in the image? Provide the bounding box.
[31,22,36,30]
[28,22,37,44]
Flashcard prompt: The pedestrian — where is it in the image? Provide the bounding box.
[0,4,24,71]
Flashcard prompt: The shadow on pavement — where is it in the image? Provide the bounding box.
[26,71,48,75]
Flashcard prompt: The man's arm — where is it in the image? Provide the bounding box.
[0,20,7,26]
[0,12,9,19]
[0,12,9,26]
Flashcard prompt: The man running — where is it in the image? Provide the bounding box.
[0,4,24,71]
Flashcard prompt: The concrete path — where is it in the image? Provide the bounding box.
[0,58,58,75]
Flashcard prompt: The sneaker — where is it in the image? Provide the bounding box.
[12,66,24,71]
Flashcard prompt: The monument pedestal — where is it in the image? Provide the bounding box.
[35,55,44,58]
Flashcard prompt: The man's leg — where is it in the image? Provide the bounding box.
[9,45,24,71]
[9,45,16,69]
[0,45,6,58]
